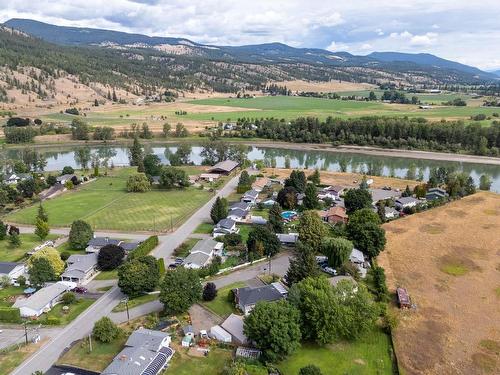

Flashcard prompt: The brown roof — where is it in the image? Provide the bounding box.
[252,177,270,189]
[324,206,348,219]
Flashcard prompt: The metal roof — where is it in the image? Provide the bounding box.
[13,282,69,311]
[0,262,23,274]
[209,160,239,173]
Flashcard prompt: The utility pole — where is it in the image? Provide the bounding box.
[122,298,130,322]
[88,333,92,352]
[23,321,28,345]
[268,255,272,276]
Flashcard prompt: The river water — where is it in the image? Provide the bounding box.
[6,144,500,192]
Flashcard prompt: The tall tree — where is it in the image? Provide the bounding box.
[247,226,281,258]
[479,174,492,191]
[276,186,298,209]
[298,210,327,249]
[268,203,284,233]
[97,245,125,270]
[285,170,307,193]
[321,237,353,269]
[69,220,93,250]
[143,154,162,176]
[128,136,143,167]
[344,188,372,214]
[159,267,202,315]
[34,217,50,240]
[307,169,321,185]
[37,204,48,223]
[118,256,160,297]
[244,300,301,362]
[302,183,319,209]
[285,242,321,285]
[210,197,228,224]
[28,256,55,288]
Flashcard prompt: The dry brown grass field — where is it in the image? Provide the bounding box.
[275,79,376,92]
[378,192,500,375]
[263,168,419,190]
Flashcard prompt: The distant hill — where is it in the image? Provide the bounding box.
[489,69,500,77]
[367,52,495,80]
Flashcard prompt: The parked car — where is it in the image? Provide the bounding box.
[74,286,87,294]
[168,264,178,269]
[323,267,337,276]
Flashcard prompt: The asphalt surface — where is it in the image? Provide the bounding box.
[11,173,241,375]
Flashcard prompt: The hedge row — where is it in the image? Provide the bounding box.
[0,307,22,323]
[128,236,159,260]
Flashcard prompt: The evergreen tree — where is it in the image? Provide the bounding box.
[268,203,284,233]
[479,174,492,191]
[302,183,319,209]
[298,211,327,249]
[210,197,228,224]
[128,136,143,167]
[37,203,48,223]
[307,169,320,185]
[285,242,321,285]
[285,170,307,193]
[35,217,50,240]
[112,88,118,102]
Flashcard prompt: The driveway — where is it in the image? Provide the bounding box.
[188,304,222,334]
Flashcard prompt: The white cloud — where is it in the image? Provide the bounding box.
[389,30,438,46]
[326,41,349,52]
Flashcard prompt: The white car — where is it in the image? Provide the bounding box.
[323,267,337,276]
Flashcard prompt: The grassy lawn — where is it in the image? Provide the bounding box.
[56,241,87,255]
[112,293,158,312]
[251,208,269,219]
[168,347,233,375]
[6,169,213,231]
[278,328,394,375]
[238,224,252,243]
[0,233,59,262]
[0,341,46,374]
[201,281,246,318]
[43,298,95,325]
[220,255,241,269]
[57,334,128,372]
[0,286,24,307]
[94,269,118,280]
[193,222,214,234]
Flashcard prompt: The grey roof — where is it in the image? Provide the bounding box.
[62,253,97,279]
[183,325,193,335]
[385,206,398,215]
[243,190,259,199]
[14,282,69,311]
[87,237,121,247]
[121,242,141,251]
[217,218,236,230]
[235,284,284,307]
[350,248,365,264]
[276,233,299,244]
[230,202,251,211]
[396,197,420,205]
[221,314,247,344]
[125,329,170,352]
[191,238,218,255]
[183,252,211,267]
[0,262,23,274]
[102,329,172,375]
[56,174,75,182]
[209,160,239,173]
[228,208,248,218]
[370,188,401,203]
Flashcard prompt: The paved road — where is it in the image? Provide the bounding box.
[11,174,240,374]
[11,286,124,375]
[17,226,150,241]
[0,326,62,350]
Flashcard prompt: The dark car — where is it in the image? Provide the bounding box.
[73,287,87,294]
[168,263,178,269]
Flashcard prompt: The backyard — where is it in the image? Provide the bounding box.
[0,233,59,262]
[5,167,213,232]
[378,192,500,374]
[200,281,245,318]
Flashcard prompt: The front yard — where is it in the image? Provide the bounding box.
[201,281,245,318]
[112,293,158,312]
[41,298,95,325]
[0,233,59,262]
[168,347,233,375]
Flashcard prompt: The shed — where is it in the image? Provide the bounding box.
[182,335,193,347]
[397,287,411,308]
[210,325,232,343]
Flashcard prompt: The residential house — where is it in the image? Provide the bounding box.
[13,282,70,317]
[209,160,239,175]
[213,218,239,238]
[251,177,271,192]
[120,242,141,253]
[102,328,174,375]
[276,233,299,246]
[0,262,26,285]
[234,283,287,315]
[241,190,259,204]
[318,185,345,200]
[210,325,232,343]
[4,173,32,185]
[56,174,76,185]
[370,188,401,205]
[221,314,248,345]
[183,238,223,269]
[350,248,369,278]
[426,187,448,201]
[60,253,98,284]
[230,202,251,212]
[395,197,420,210]
[261,198,276,207]
[86,237,122,253]
[199,173,221,182]
[319,206,348,224]
[384,206,399,220]
[227,208,249,223]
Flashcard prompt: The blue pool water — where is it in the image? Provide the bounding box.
[281,211,298,220]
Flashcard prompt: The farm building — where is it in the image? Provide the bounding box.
[209,160,239,175]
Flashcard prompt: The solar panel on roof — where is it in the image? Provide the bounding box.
[141,352,166,375]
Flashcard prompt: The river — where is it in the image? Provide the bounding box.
[5,144,500,192]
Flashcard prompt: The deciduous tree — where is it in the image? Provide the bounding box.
[268,203,284,233]
[159,267,202,315]
[69,220,94,250]
[97,244,125,271]
[118,256,160,297]
[344,188,372,214]
[285,242,321,285]
[93,317,120,343]
[321,237,353,269]
[298,210,327,249]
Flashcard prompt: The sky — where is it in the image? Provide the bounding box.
[1,0,500,70]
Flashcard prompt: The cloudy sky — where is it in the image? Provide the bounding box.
[1,0,500,70]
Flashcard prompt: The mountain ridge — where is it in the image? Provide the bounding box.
[4,18,496,81]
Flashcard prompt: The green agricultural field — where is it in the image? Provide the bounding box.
[0,233,59,262]
[5,168,213,232]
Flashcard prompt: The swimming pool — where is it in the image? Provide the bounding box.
[281,211,298,220]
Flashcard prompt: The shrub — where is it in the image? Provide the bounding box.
[93,317,120,343]
[60,251,71,261]
[127,236,159,260]
[0,307,22,323]
[61,292,76,305]
[61,166,75,175]
[97,244,125,270]
[44,316,61,325]
[202,282,217,301]
[16,275,26,287]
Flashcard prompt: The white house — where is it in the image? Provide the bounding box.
[318,185,345,200]
[213,218,239,238]
[0,262,26,285]
[183,238,223,269]
[56,174,76,185]
[384,206,399,220]
[60,253,98,284]
[4,173,32,185]
[395,197,420,210]
[13,282,70,317]
[241,190,259,204]
[349,248,369,278]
